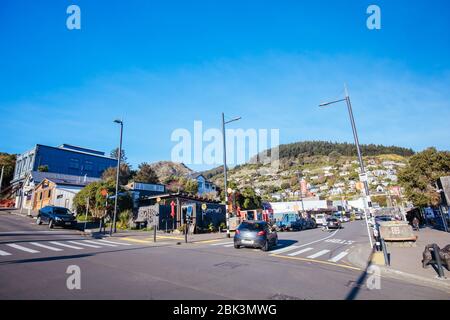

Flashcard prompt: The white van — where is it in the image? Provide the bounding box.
[315,214,328,226]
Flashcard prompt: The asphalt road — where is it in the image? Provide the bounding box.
[0,211,448,300]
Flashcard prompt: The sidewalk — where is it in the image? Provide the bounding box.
[381,227,450,288]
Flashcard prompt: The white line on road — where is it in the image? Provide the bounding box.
[287,247,314,256]
[270,245,301,254]
[307,249,330,259]
[97,239,132,246]
[0,249,12,256]
[29,242,63,252]
[84,240,117,247]
[297,229,340,248]
[68,241,101,248]
[223,244,235,247]
[6,243,40,253]
[210,242,233,246]
[328,251,349,263]
[49,241,83,250]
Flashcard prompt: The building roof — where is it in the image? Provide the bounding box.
[188,172,205,179]
[31,171,100,186]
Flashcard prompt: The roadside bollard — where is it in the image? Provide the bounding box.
[381,238,390,266]
[432,243,446,278]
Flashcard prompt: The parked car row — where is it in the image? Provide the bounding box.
[274,213,317,232]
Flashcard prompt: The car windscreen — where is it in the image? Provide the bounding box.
[53,208,71,215]
[238,222,265,230]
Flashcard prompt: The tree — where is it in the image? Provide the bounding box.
[72,180,133,218]
[0,152,16,191]
[398,148,450,207]
[38,165,49,172]
[184,179,199,194]
[133,162,159,184]
[238,187,262,210]
[110,148,129,165]
[101,163,132,186]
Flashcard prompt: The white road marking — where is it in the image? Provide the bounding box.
[223,244,235,247]
[6,243,40,253]
[68,241,101,248]
[210,242,233,246]
[84,240,117,247]
[29,242,63,252]
[270,245,301,254]
[49,241,83,250]
[287,247,314,256]
[297,229,340,248]
[328,251,349,263]
[307,249,330,259]
[97,239,132,246]
[0,250,12,256]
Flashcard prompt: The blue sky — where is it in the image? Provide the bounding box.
[1,0,449,171]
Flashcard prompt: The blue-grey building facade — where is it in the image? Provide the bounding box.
[12,144,117,209]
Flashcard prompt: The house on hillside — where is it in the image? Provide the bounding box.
[188,173,217,196]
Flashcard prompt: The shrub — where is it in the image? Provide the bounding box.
[117,210,132,230]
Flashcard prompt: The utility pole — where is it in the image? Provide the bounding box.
[222,113,241,238]
[319,84,374,248]
[0,166,4,194]
[111,119,123,235]
[296,171,305,214]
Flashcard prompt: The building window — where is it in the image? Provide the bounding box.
[69,158,80,169]
[39,192,42,200]
[84,161,93,171]
[48,190,51,198]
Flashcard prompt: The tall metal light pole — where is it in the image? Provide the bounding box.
[295,171,305,214]
[0,166,4,194]
[222,112,241,238]
[111,119,123,235]
[319,84,373,248]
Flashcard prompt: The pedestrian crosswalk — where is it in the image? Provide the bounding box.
[0,238,135,258]
[205,241,351,263]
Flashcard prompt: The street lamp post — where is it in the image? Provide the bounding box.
[111,119,123,235]
[222,112,241,238]
[295,171,305,214]
[319,84,374,248]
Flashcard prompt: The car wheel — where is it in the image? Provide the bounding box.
[36,216,42,225]
[48,219,54,229]
[262,240,269,252]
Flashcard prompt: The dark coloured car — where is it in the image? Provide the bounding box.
[326,218,342,229]
[302,217,317,229]
[275,213,304,231]
[36,206,78,229]
[234,221,278,251]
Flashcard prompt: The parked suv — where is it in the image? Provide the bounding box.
[234,221,278,251]
[36,206,78,229]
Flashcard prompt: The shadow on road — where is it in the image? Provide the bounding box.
[270,239,298,250]
[345,258,373,300]
[0,245,172,266]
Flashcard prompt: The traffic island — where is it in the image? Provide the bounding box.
[374,227,450,291]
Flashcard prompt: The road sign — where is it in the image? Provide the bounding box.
[359,173,368,182]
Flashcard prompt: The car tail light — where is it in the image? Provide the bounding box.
[257,230,266,236]
[235,229,240,235]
